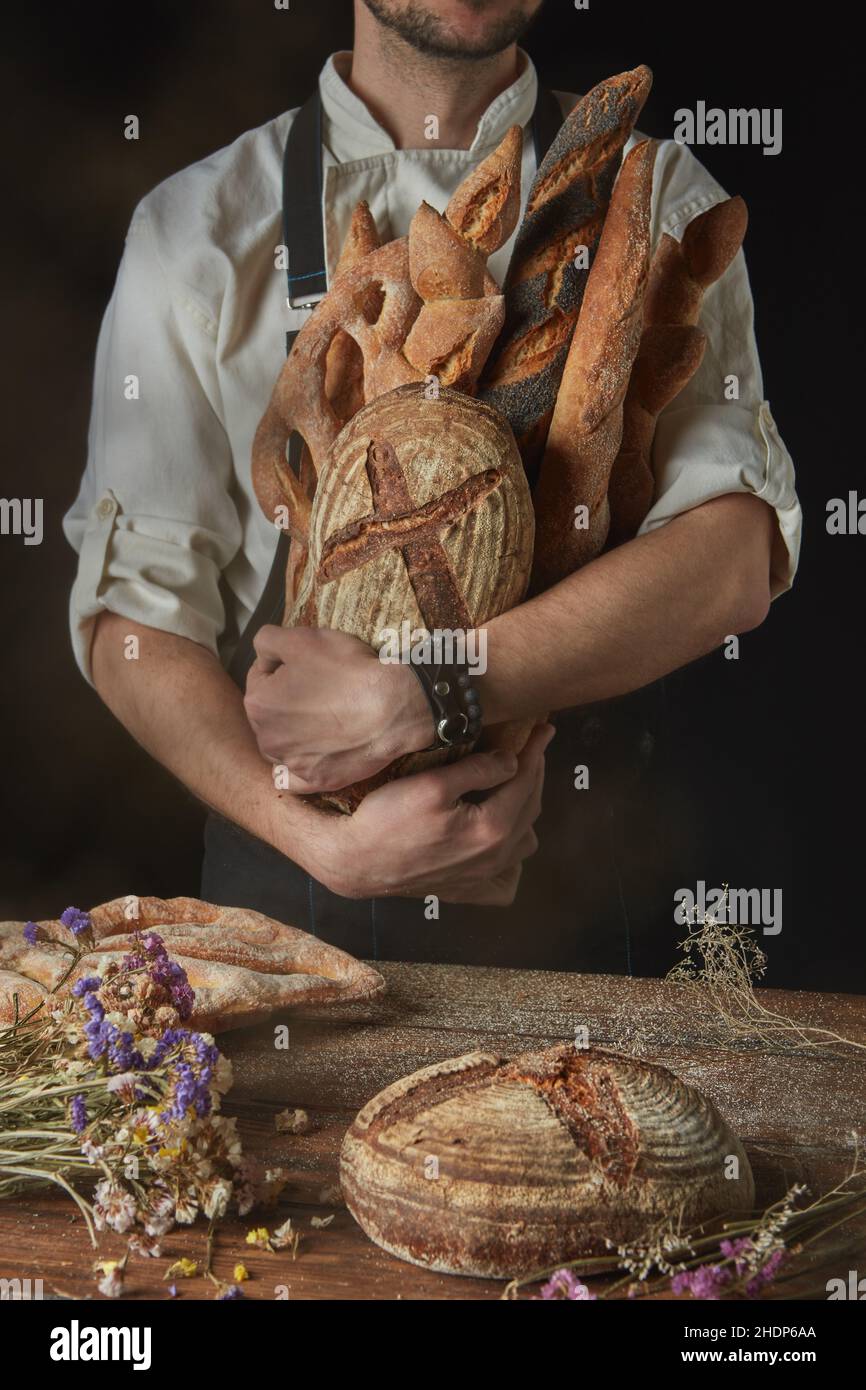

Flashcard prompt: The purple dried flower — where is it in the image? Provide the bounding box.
[60,906,92,937]
[108,1029,144,1072]
[122,930,194,1019]
[720,1236,753,1270]
[745,1248,786,1296]
[217,1285,244,1300]
[83,993,105,1022]
[23,921,39,945]
[71,976,102,999]
[538,1269,597,1300]
[70,1094,88,1133]
[671,1264,733,1300]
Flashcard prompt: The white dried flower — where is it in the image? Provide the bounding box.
[202,1178,233,1221]
[174,1189,199,1225]
[214,1055,234,1095]
[275,1107,310,1135]
[93,1179,137,1234]
[106,1072,140,1098]
[127,1232,161,1258]
[96,1262,124,1299]
[143,1188,176,1237]
[271,1217,297,1250]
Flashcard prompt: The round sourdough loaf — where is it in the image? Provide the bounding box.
[289,384,532,640]
[340,1043,755,1280]
[288,383,534,811]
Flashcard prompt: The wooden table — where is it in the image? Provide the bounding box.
[1,962,864,1300]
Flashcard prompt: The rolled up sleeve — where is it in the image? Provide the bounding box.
[638,144,802,598]
[63,211,242,681]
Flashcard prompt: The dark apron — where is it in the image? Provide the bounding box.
[202,86,666,973]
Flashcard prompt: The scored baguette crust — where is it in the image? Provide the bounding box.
[478,66,653,470]
[606,195,748,543]
[606,324,707,544]
[531,138,658,589]
[0,896,385,1033]
[445,124,523,255]
[644,194,749,328]
[340,1043,755,1279]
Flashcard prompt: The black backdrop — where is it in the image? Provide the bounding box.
[1,1,861,989]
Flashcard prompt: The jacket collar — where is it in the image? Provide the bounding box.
[318,48,539,162]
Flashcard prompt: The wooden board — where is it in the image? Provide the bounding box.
[0,962,864,1300]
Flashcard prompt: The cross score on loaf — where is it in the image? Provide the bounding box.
[251,66,749,808]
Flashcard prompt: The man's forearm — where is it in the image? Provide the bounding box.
[481,494,775,723]
[89,612,329,873]
[88,610,549,907]
[237,493,776,788]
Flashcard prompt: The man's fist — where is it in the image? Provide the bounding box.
[244,625,431,790]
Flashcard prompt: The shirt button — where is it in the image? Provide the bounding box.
[96,497,115,520]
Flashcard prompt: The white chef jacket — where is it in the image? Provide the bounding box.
[63,51,802,683]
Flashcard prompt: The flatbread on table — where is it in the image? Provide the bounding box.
[0,896,384,1033]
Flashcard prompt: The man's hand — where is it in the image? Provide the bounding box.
[244,626,431,791]
[299,723,554,905]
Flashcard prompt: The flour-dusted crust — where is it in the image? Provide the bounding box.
[0,896,384,1032]
[340,1043,755,1279]
[531,138,658,588]
[478,66,652,468]
[445,124,522,256]
[607,196,749,544]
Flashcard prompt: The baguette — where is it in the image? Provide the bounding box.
[606,195,748,543]
[478,66,653,474]
[531,138,658,590]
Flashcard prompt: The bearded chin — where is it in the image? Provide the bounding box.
[361,0,543,61]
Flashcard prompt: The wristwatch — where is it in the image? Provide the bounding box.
[409,657,483,748]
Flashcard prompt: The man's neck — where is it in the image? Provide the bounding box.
[348,6,522,150]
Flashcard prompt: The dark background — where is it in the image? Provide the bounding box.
[0,1,860,989]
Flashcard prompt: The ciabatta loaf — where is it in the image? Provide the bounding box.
[0,897,384,1033]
